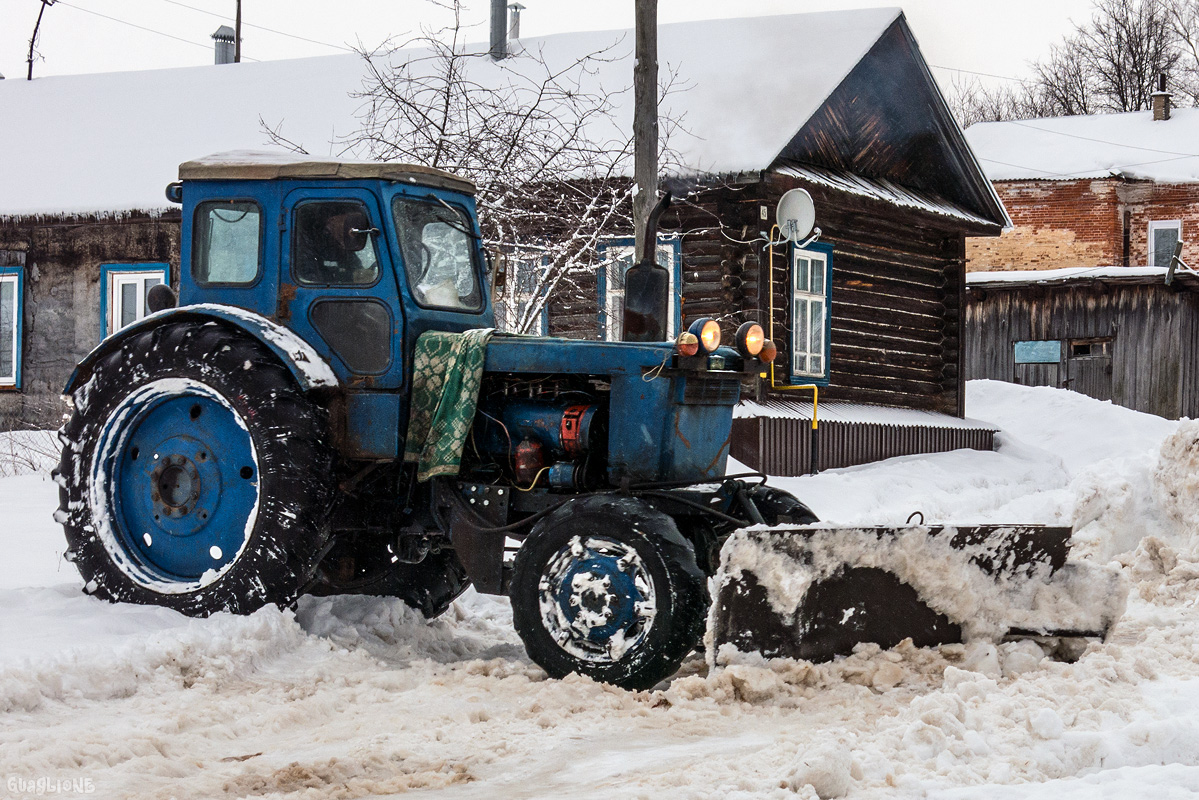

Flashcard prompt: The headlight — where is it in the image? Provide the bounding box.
[688,318,722,353]
[735,322,765,358]
[675,332,699,357]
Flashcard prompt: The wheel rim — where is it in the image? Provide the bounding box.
[91,379,260,592]
[538,534,657,664]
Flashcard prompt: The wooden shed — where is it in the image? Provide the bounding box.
[965,267,1199,419]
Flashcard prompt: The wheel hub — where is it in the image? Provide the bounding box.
[151,456,201,517]
[93,381,260,587]
[539,536,657,663]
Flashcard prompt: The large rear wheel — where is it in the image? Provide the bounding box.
[510,496,707,690]
[55,321,334,616]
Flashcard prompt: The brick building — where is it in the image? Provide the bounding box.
[964,97,1199,273]
[960,97,1199,417]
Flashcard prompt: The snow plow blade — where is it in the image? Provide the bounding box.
[709,525,1127,666]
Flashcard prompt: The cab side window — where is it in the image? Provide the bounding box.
[193,200,262,285]
[293,201,380,286]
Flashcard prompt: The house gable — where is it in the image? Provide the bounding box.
[777,16,1008,232]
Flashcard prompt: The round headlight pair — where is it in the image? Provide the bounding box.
[734,321,777,363]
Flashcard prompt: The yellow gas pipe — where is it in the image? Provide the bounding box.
[763,224,820,473]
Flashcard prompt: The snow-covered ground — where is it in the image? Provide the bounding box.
[2,380,1198,799]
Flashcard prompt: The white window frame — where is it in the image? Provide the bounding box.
[0,271,20,387]
[1148,219,1182,267]
[598,238,679,343]
[791,246,830,380]
[501,249,549,335]
[104,267,168,337]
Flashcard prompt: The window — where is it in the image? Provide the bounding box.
[496,249,549,335]
[294,200,380,286]
[1149,220,1181,267]
[393,196,483,311]
[101,264,168,337]
[1014,340,1062,364]
[0,267,22,388]
[597,237,681,342]
[791,244,832,381]
[193,200,262,285]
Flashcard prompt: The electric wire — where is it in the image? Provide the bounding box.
[54,0,261,61]
[154,0,357,53]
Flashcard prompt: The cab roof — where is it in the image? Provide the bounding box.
[178,150,476,195]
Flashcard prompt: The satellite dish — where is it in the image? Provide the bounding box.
[776,188,816,242]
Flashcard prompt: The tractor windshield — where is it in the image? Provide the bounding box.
[392,196,483,312]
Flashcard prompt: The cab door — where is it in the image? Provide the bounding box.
[280,187,407,458]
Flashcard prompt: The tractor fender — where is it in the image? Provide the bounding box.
[64,304,339,396]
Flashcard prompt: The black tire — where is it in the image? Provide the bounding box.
[747,485,819,525]
[55,320,334,616]
[510,495,708,690]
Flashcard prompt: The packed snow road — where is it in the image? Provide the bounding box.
[2,381,1199,799]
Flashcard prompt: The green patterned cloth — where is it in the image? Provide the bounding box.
[404,328,495,482]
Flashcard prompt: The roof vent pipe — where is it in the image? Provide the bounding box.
[508,3,525,40]
[212,25,236,65]
[1152,72,1172,121]
[490,0,507,60]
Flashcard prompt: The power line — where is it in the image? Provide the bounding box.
[55,1,210,51]
[1009,119,1199,158]
[54,0,261,61]
[929,64,1031,85]
[155,0,356,53]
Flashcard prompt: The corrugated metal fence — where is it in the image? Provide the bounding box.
[731,417,996,476]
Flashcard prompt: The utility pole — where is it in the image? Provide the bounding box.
[27,0,56,81]
[633,0,658,258]
[234,0,242,63]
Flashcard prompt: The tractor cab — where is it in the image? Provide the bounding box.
[174,152,494,459]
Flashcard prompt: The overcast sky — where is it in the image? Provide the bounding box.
[3,0,1097,91]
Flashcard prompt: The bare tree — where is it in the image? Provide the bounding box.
[950,0,1186,125]
[331,3,690,335]
[1078,0,1180,111]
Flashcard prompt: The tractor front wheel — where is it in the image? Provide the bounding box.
[55,321,334,616]
[510,496,708,690]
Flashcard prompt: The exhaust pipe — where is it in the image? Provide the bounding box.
[490,0,507,60]
[622,192,672,342]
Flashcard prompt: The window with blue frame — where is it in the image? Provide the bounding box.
[597,237,681,342]
[791,243,833,382]
[101,264,169,338]
[0,267,23,388]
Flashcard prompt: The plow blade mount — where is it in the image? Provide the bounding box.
[709,525,1127,666]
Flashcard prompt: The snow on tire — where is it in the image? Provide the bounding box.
[54,320,334,616]
[510,496,708,690]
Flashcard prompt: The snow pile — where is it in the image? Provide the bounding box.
[712,524,1126,657]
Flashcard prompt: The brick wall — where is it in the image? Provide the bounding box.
[966,178,1199,272]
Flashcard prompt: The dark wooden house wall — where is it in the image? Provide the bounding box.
[549,172,978,417]
[0,213,181,429]
[964,282,1199,419]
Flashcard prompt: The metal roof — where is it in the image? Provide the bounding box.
[177,151,476,195]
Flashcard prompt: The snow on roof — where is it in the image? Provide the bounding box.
[178,151,476,193]
[0,8,901,218]
[966,265,1199,289]
[777,162,998,227]
[734,399,997,431]
[966,109,1199,183]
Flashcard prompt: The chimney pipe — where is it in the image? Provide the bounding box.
[1152,71,1172,121]
[508,3,525,40]
[490,0,507,60]
[212,26,236,65]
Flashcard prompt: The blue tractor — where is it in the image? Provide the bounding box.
[54,153,807,689]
